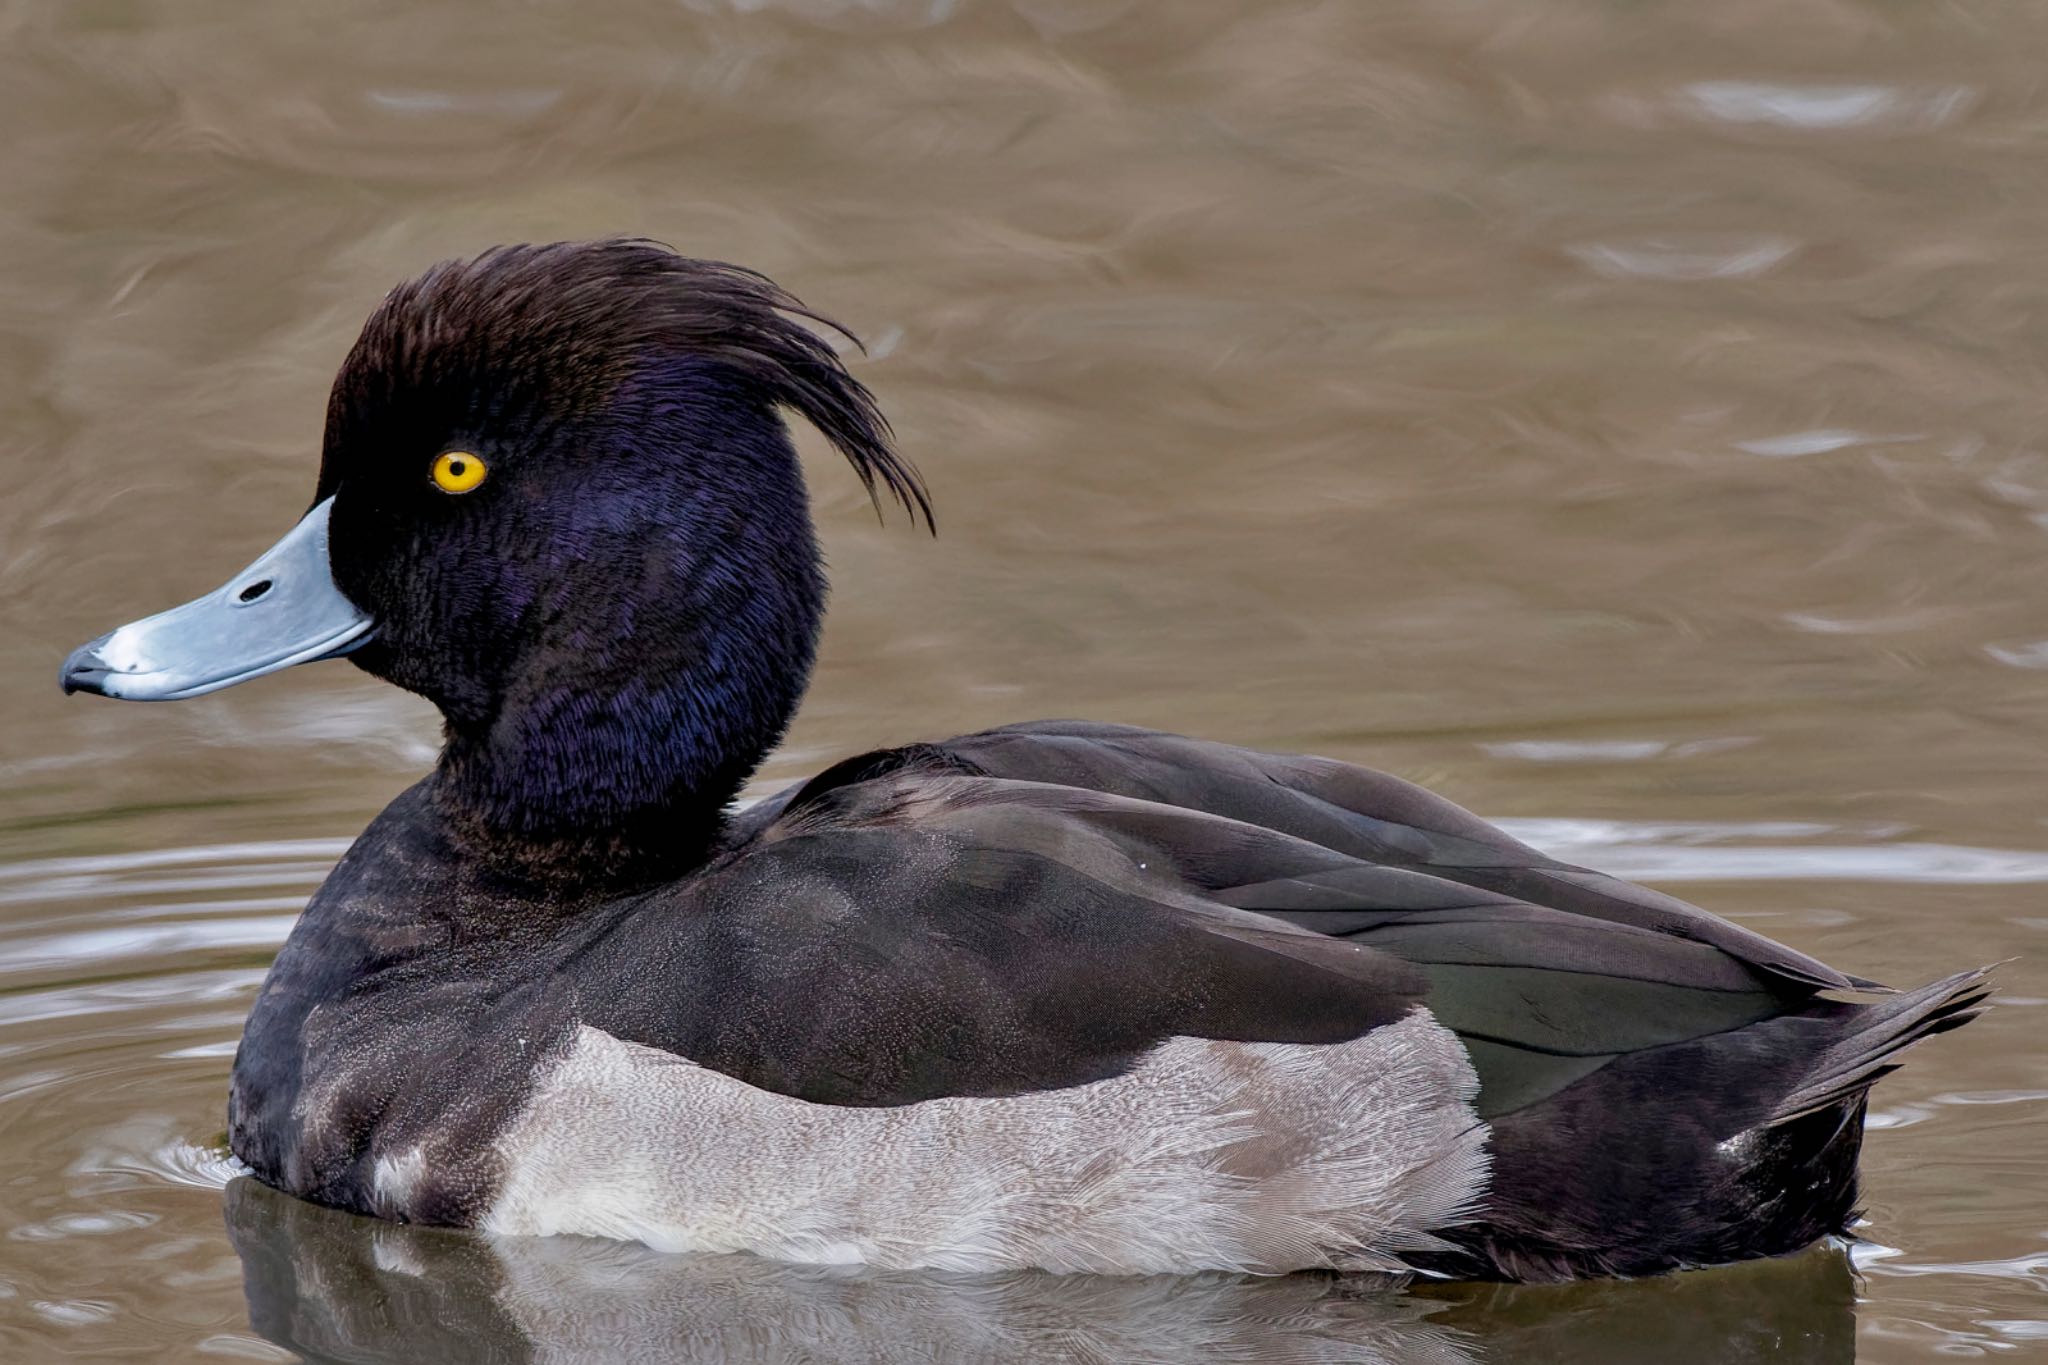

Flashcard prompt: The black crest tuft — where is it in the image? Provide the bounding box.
[329,238,933,529]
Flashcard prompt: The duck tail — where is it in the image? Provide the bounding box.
[1767,967,1995,1126]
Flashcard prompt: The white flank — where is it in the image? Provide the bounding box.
[480,1010,1490,1275]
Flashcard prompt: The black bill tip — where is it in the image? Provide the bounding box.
[60,639,113,697]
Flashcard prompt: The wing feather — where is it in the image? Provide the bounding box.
[745,721,1850,1117]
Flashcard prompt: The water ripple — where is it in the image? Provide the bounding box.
[1855,1241,2048,1285]
[1502,820,2048,884]
[0,840,349,885]
[1565,235,1798,281]
[1677,82,1974,132]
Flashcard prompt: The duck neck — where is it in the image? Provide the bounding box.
[430,542,825,887]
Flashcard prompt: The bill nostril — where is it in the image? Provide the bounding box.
[237,579,273,604]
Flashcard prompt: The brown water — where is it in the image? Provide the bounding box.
[1,0,2044,1360]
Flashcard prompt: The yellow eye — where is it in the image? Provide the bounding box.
[431,451,487,494]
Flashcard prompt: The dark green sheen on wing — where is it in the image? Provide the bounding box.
[742,720,1839,1120]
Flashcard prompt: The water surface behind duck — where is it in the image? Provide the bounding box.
[0,1,2044,1360]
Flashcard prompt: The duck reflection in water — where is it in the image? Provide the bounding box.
[226,1175,1858,1365]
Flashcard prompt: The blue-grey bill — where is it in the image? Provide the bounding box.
[60,497,374,701]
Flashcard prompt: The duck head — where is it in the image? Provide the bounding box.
[62,240,930,874]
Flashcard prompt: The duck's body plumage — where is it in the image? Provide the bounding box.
[229,718,1983,1281]
[64,240,1987,1282]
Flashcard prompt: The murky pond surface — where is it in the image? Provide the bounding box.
[2,0,2046,1359]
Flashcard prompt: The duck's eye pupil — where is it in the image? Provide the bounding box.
[432,451,487,493]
